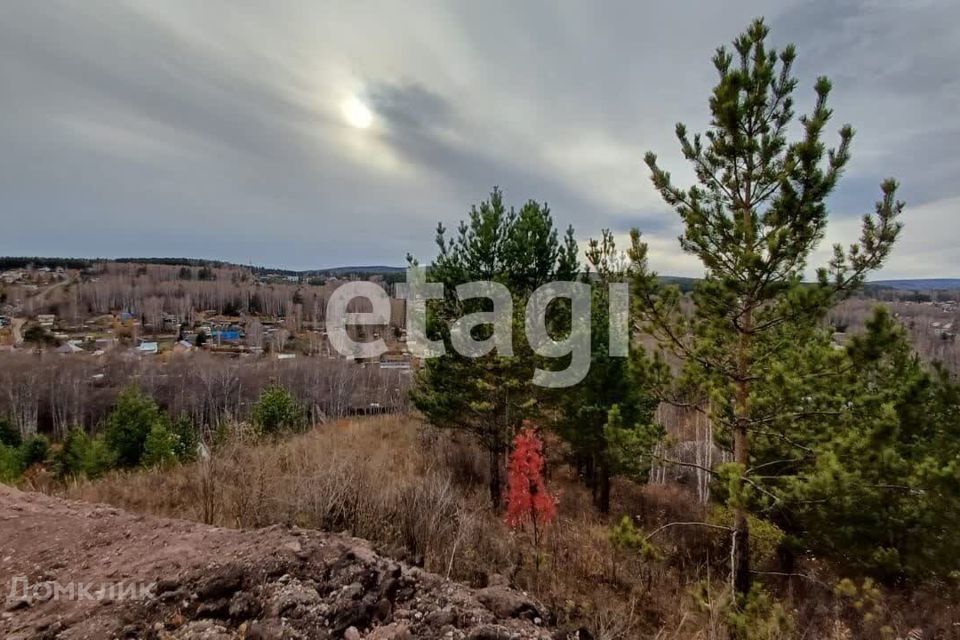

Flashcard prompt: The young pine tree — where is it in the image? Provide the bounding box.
[555,230,659,513]
[104,387,167,468]
[411,187,579,508]
[752,307,960,582]
[631,18,902,598]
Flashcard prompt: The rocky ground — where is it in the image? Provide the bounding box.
[0,486,584,640]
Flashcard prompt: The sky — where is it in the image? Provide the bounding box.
[1,1,958,278]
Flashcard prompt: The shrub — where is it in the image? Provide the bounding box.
[142,423,180,468]
[19,435,50,468]
[504,426,558,531]
[22,325,58,346]
[686,582,795,640]
[57,429,115,479]
[0,442,22,482]
[0,418,21,448]
[727,585,796,640]
[708,504,784,569]
[170,415,200,462]
[252,385,305,436]
[610,515,662,561]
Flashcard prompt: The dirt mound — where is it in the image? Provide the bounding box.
[0,486,573,640]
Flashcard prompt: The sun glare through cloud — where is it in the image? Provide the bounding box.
[342,96,373,129]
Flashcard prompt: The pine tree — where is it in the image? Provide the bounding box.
[745,307,960,582]
[411,187,578,508]
[555,230,659,512]
[631,18,902,599]
[252,385,306,436]
[104,387,167,467]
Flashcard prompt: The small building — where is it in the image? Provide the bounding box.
[211,328,242,343]
[56,342,84,354]
[136,341,159,355]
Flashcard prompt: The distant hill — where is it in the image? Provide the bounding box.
[5,255,957,293]
[868,279,960,292]
[313,265,405,276]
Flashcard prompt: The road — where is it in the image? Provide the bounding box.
[11,317,25,346]
[6,277,73,346]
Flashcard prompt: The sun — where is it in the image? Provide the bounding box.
[342,97,373,129]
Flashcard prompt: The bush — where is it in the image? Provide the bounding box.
[104,387,166,467]
[686,582,795,640]
[170,415,200,462]
[23,324,59,346]
[0,418,21,448]
[252,385,305,436]
[0,443,22,482]
[19,435,50,468]
[57,429,115,479]
[707,504,785,570]
[142,423,180,468]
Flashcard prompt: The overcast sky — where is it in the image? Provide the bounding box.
[1,1,957,277]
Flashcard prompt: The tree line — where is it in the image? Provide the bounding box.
[0,383,311,482]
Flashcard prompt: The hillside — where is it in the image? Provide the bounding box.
[868,278,960,291]
[0,485,560,640]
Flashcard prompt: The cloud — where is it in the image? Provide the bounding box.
[0,1,956,277]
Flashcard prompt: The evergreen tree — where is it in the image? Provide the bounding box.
[411,187,578,508]
[252,385,306,436]
[19,435,49,468]
[56,428,115,479]
[744,308,960,582]
[104,387,167,467]
[632,18,902,598]
[142,422,180,468]
[555,230,659,512]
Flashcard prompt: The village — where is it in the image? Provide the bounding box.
[0,261,416,371]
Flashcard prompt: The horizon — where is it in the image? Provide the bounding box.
[2,254,959,284]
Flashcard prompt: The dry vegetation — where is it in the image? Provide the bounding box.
[0,351,410,439]
[830,296,960,371]
[49,414,957,639]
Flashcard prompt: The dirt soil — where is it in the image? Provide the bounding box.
[0,485,577,640]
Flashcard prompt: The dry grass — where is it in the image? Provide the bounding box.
[57,414,959,639]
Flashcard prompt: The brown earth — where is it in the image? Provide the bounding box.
[0,485,575,640]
